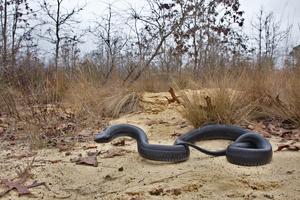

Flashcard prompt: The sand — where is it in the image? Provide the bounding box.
[0,91,299,200]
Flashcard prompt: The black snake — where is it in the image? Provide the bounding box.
[94,124,272,166]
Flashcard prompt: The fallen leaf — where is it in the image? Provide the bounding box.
[102,148,131,158]
[83,145,98,150]
[171,132,182,137]
[281,120,297,130]
[0,179,46,197]
[280,130,300,141]
[182,184,199,192]
[247,125,255,130]
[267,124,282,136]
[0,179,30,196]
[50,160,61,164]
[146,120,157,126]
[71,151,100,167]
[158,119,168,124]
[166,188,181,196]
[275,143,300,152]
[149,188,163,196]
[286,170,295,174]
[179,124,188,128]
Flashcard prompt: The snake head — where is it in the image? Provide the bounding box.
[94,127,110,143]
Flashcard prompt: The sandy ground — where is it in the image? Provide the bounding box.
[0,91,300,200]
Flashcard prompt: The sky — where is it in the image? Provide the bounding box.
[58,0,300,55]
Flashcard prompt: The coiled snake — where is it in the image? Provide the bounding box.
[94,124,272,166]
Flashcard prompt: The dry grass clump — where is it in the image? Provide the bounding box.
[178,69,259,127]
[102,89,141,118]
[180,88,257,127]
[8,66,69,104]
[238,68,284,102]
[261,70,300,127]
[63,73,141,118]
[287,71,300,124]
[63,77,109,117]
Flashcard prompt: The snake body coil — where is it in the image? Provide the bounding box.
[94,124,272,166]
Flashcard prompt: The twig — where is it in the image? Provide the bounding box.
[148,170,192,185]
[165,87,180,104]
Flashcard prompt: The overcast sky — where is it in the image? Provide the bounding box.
[60,0,300,55]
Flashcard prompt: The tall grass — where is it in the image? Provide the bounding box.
[179,87,257,128]
[261,70,300,127]
[62,74,108,117]
[1,61,300,149]
[179,67,300,128]
[102,89,140,118]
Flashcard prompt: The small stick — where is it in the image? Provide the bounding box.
[148,170,192,185]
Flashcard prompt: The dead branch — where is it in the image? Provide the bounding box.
[165,87,180,104]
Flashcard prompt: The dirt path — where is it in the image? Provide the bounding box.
[0,91,300,200]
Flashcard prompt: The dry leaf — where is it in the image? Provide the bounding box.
[149,188,164,196]
[50,160,61,164]
[0,179,30,196]
[275,143,300,152]
[102,148,131,158]
[83,145,98,150]
[73,151,100,167]
[171,132,182,137]
[146,120,157,126]
[0,179,46,197]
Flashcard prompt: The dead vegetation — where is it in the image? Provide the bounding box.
[176,68,300,129]
[0,158,47,197]
[0,69,142,148]
[102,89,141,118]
[0,0,298,151]
[268,71,300,126]
[1,66,300,149]
[179,88,257,127]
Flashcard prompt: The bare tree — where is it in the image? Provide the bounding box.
[61,37,80,72]
[91,4,127,82]
[0,0,37,69]
[173,0,246,74]
[0,0,8,67]
[252,8,290,68]
[40,0,85,70]
[124,0,186,82]
[252,9,264,63]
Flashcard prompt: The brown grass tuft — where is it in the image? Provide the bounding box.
[103,89,141,118]
[179,88,257,127]
[63,76,108,117]
[63,72,141,119]
[260,70,300,127]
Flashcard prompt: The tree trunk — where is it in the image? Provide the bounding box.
[55,0,61,71]
[2,0,8,67]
